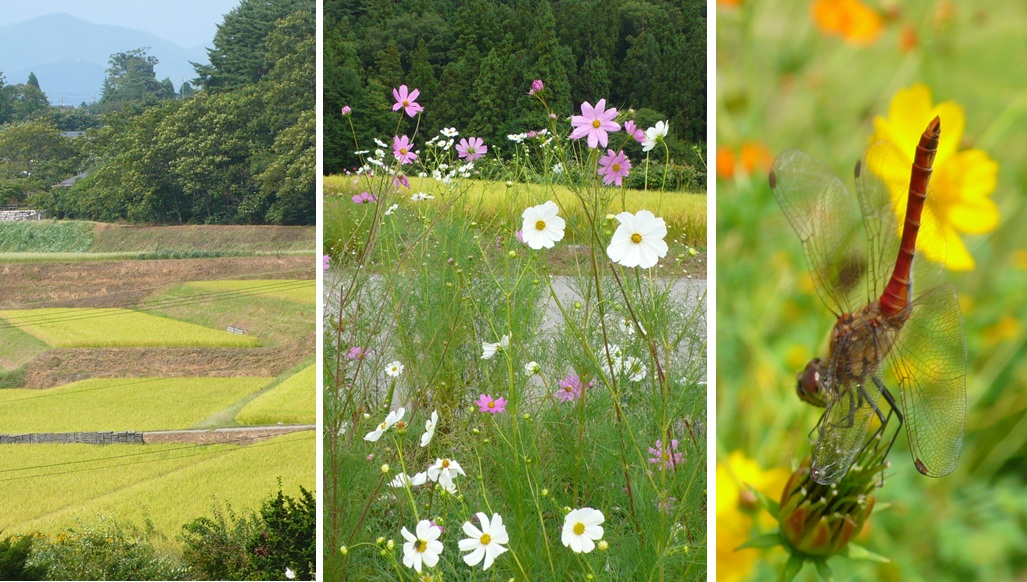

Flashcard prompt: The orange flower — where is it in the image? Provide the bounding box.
[739,142,772,175]
[716,146,736,180]
[718,0,743,6]
[811,0,884,46]
[899,24,918,52]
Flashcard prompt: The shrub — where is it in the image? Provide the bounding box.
[180,503,261,581]
[0,534,44,581]
[26,516,187,580]
[248,486,316,580]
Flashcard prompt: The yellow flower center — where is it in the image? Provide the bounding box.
[403,99,410,107]
[442,459,450,469]
[563,386,573,393]
[378,422,387,430]
[612,163,621,172]
[573,522,586,535]
[415,539,427,553]
[400,148,407,155]
[631,233,642,244]
[535,220,546,231]
[592,119,601,128]
[488,400,496,408]
[480,533,492,545]
[395,421,406,429]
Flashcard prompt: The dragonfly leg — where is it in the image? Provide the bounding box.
[872,375,904,462]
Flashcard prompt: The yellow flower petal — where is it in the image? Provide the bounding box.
[869,84,998,271]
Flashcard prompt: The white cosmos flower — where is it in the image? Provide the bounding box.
[642,120,669,152]
[389,471,428,488]
[420,410,438,447]
[606,210,668,269]
[521,201,566,250]
[458,512,509,571]
[481,334,510,360]
[285,567,296,579]
[338,422,348,436]
[618,317,646,337]
[385,360,405,377]
[561,507,605,553]
[441,127,459,137]
[427,458,466,493]
[364,407,405,442]
[373,137,388,148]
[614,356,647,382]
[410,192,434,202]
[384,203,399,216]
[401,519,444,573]
[524,361,541,375]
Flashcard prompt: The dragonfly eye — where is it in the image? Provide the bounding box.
[796,358,827,407]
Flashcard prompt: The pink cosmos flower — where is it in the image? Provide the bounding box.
[570,98,620,149]
[528,79,544,95]
[475,393,507,414]
[515,230,524,244]
[393,174,410,189]
[341,105,352,116]
[352,191,376,204]
[393,135,418,165]
[648,439,683,471]
[623,120,645,143]
[392,85,423,117]
[346,346,367,360]
[322,254,330,271]
[598,149,632,186]
[556,374,585,402]
[456,137,487,161]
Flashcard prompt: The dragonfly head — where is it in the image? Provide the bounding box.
[796,357,828,407]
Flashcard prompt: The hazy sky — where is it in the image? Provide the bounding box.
[0,0,243,47]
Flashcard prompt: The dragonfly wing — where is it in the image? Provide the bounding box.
[771,150,868,315]
[887,282,966,477]
[856,140,949,299]
[810,379,877,485]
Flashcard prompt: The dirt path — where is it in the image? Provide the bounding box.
[143,425,315,445]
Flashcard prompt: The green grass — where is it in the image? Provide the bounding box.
[236,364,315,426]
[184,279,316,305]
[0,431,314,544]
[0,221,95,253]
[0,377,271,432]
[0,308,261,348]
[0,321,48,372]
[88,224,315,253]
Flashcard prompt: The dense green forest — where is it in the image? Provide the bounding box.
[323,0,706,180]
[0,0,314,225]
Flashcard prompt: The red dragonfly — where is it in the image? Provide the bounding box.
[770,116,966,485]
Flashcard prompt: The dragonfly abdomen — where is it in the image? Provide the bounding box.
[879,116,941,316]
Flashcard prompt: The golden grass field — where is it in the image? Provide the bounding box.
[0,308,262,348]
[184,279,316,305]
[0,377,272,432]
[0,431,314,544]
[236,364,315,426]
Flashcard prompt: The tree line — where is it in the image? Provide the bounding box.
[323,0,706,176]
[0,0,314,225]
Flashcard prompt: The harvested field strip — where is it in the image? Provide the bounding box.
[0,256,313,310]
[0,308,261,348]
[0,431,314,542]
[184,279,316,305]
[0,377,271,432]
[236,364,315,425]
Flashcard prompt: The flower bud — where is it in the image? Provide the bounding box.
[778,457,876,557]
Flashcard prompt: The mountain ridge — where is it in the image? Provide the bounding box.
[0,13,210,105]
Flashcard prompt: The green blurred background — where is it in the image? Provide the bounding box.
[716,0,1027,580]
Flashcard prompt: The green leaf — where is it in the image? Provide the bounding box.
[749,483,781,515]
[779,553,805,581]
[838,542,890,563]
[814,560,835,581]
[737,532,784,550]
